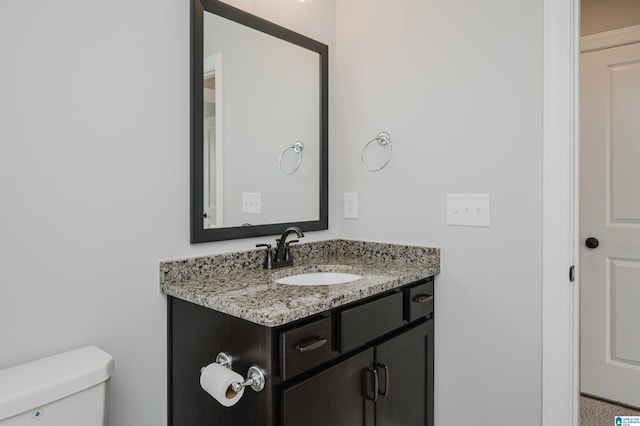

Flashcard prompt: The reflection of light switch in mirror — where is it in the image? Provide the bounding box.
[242,192,262,214]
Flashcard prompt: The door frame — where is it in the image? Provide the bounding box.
[542,0,580,424]
[581,24,640,53]
[203,52,224,228]
[542,1,640,421]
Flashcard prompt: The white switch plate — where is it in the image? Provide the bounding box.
[242,192,262,214]
[344,192,358,219]
[446,194,490,227]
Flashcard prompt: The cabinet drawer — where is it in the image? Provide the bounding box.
[280,316,336,380]
[406,279,434,322]
[338,291,405,353]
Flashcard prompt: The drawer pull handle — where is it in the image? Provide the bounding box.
[295,337,327,352]
[366,368,379,402]
[412,294,433,304]
[378,363,390,396]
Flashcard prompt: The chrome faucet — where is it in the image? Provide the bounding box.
[256,226,305,269]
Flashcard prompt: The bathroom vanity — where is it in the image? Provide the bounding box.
[162,240,439,426]
[179,2,439,423]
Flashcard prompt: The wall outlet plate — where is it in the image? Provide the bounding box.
[446,194,490,227]
[344,192,358,219]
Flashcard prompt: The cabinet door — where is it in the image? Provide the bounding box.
[375,320,434,426]
[282,348,375,426]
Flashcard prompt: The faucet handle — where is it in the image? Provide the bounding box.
[255,244,273,269]
[284,240,300,262]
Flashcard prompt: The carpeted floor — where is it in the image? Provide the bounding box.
[581,394,640,426]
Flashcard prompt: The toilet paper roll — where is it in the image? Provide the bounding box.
[200,363,245,407]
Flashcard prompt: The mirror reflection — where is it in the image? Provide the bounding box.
[191,0,328,243]
[203,11,320,228]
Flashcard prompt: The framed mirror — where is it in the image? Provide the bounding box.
[191,0,328,243]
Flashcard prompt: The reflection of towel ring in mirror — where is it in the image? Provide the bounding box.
[279,141,304,175]
[361,132,392,172]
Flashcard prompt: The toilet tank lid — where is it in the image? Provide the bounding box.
[0,346,114,421]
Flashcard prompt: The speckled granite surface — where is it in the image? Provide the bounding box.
[160,239,440,327]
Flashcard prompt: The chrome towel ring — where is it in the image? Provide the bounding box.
[279,141,304,175]
[361,131,392,172]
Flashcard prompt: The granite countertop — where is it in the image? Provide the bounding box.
[160,239,440,327]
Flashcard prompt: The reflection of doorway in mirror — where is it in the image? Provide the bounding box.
[203,53,223,228]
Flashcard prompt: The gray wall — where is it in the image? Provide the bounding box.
[0,1,335,425]
[334,0,543,424]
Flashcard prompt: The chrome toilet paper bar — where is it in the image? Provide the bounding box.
[230,365,266,393]
[203,352,266,393]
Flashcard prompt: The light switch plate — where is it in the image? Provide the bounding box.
[446,194,490,227]
[242,192,262,214]
[344,192,358,219]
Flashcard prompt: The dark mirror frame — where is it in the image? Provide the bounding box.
[191,0,329,243]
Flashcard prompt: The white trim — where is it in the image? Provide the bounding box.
[542,0,580,424]
[581,24,640,53]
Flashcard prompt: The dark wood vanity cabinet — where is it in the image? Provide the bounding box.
[168,277,434,426]
[282,320,433,426]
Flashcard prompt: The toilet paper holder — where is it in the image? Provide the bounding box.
[204,352,266,393]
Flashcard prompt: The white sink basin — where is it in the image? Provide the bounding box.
[275,272,362,286]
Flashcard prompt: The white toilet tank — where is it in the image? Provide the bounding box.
[0,346,114,425]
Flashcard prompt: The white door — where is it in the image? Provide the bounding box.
[580,41,640,408]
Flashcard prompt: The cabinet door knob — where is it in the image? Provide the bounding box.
[295,337,327,352]
[377,363,390,397]
[412,294,433,304]
[585,237,599,249]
